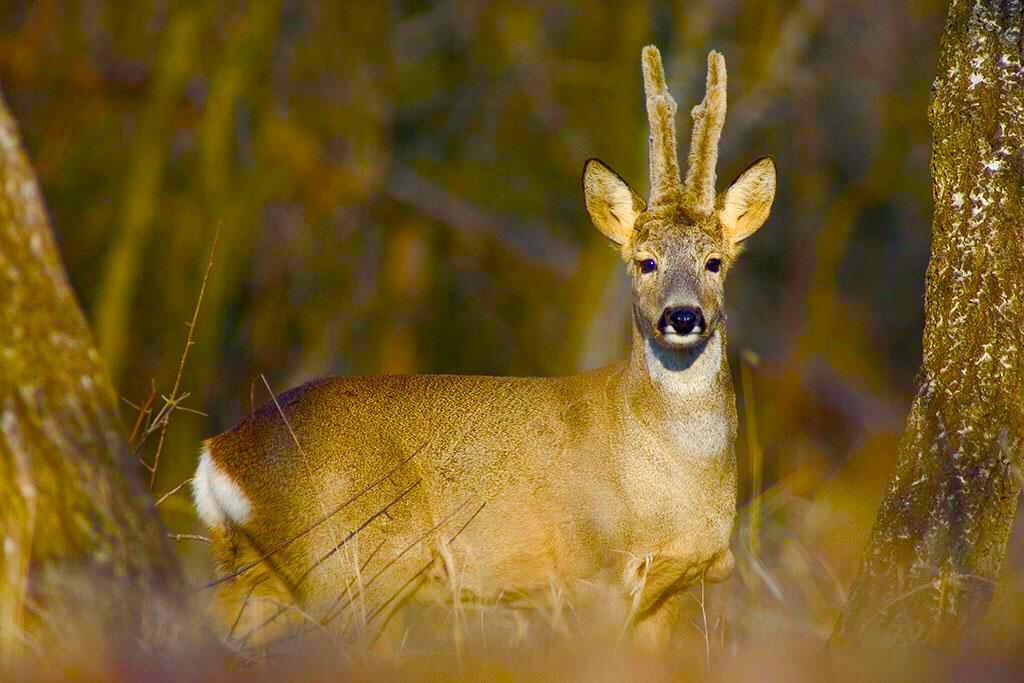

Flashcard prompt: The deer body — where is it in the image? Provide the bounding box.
[195,46,775,649]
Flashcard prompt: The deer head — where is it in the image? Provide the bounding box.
[583,46,776,355]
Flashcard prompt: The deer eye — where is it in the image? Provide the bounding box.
[705,258,722,273]
[638,258,657,274]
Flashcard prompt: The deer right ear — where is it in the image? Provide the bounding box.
[583,159,646,245]
[719,156,776,245]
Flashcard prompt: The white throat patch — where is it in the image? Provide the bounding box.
[644,331,723,395]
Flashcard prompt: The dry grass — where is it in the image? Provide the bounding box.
[156,350,1024,682]
[96,223,1021,682]
[178,435,815,678]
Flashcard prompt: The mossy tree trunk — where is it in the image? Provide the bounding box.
[832,0,1024,648]
[0,93,184,665]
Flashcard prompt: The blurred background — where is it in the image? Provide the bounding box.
[9,0,1018,668]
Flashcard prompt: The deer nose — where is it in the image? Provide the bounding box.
[664,306,704,335]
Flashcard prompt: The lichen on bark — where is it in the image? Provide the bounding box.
[832,0,1024,648]
[0,92,184,664]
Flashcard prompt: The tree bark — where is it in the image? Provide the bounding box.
[0,93,184,664]
[832,0,1024,648]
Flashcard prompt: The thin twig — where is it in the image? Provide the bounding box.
[740,350,763,569]
[321,498,474,627]
[366,501,486,627]
[149,224,221,489]
[199,444,425,590]
[168,533,212,544]
[127,378,157,444]
[291,478,423,589]
[176,406,209,417]
[699,578,711,680]
[228,573,273,642]
[155,477,193,507]
[260,373,345,567]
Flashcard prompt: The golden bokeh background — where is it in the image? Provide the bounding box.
[8,0,1019,670]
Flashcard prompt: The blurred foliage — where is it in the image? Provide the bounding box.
[7,0,1022,663]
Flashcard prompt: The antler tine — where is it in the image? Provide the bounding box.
[642,45,682,207]
[682,51,727,216]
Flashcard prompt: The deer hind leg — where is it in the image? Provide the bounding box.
[207,525,304,650]
[358,551,437,656]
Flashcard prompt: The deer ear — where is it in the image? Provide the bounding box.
[583,159,645,245]
[719,156,776,244]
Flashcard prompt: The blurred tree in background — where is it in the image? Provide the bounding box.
[12,1,1024,662]
[0,92,185,669]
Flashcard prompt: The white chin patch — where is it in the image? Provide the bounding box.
[661,332,704,347]
[192,447,252,528]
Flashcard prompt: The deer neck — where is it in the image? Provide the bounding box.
[623,322,730,424]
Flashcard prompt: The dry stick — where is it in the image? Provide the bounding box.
[260,373,346,567]
[128,391,187,471]
[740,351,763,579]
[171,404,209,418]
[365,501,486,627]
[291,478,423,589]
[254,488,444,638]
[168,533,212,544]
[699,578,711,681]
[359,538,389,575]
[349,538,389,616]
[149,224,222,489]
[199,444,425,590]
[316,538,389,633]
[155,476,193,507]
[127,378,157,444]
[228,573,273,642]
[361,499,473,596]
[145,391,197,439]
[321,497,475,628]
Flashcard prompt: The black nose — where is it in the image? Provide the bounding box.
[665,306,704,335]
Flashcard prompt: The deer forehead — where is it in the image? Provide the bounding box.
[630,212,723,257]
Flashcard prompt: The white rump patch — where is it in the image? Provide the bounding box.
[192,446,252,527]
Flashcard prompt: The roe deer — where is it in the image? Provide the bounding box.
[193,45,776,650]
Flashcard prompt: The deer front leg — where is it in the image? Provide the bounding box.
[631,593,683,651]
[622,547,734,650]
[704,547,735,583]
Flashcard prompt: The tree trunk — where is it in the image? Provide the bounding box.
[0,93,184,665]
[832,0,1024,648]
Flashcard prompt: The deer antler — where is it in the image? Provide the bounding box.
[681,51,727,216]
[642,46,682,208]
[641,47,727,215]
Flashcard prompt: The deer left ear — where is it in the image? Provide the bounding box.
[719,156,776,244]
[583,158,646,246]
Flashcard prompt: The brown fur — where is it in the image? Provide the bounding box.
[195,45,776,651]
